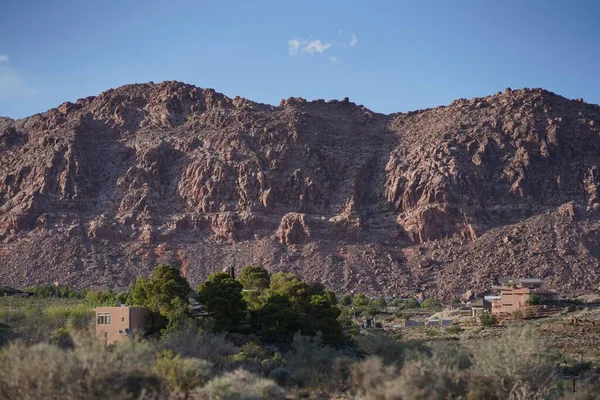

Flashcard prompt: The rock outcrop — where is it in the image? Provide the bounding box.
[1,81,600,299]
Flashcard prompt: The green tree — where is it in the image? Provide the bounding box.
[197,272,247,330]
[129,277,149,306]
[404,298,421,309]
[353,293,370,308]
[239,266,270,310]
[146,265,192,313]
[128,265,192,328]
[371,297,387,311]
[254,294,301,342]
[239,266,270,291]
[340,294,353,307]
[262,272,343,344]
[84,290,118,307]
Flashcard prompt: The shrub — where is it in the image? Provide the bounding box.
[356,333,405,366]
[371,297,387,311]
[233,342,270,362]
[283,333,348,388]
[426,328,439,337]
[479,311,497,327]
[160,325,236,367]
[471,326,557,399]
[350,357,397,399]
[404,298,421,309]
[268,367,291,386]
[524,309,536,320]
[445,325,463,335]
[527,293,541,305]
[202,369,285,400]
[353,293,370,308]
[428,342,472,370]
[0,336,160,400]
[350,356,466,400]
[24,285,83,298]
[154,350,212,393]
[512,310,523,320]
[420,298,442,310]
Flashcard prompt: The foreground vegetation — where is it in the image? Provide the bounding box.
[1,266,599,399]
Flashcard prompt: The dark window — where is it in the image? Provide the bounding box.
[97,313,111,324]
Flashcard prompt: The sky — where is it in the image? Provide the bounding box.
[1,0,599,118]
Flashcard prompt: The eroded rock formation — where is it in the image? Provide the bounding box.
[1,82,600,299]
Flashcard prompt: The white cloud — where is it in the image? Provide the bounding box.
[0,54,8,63]
[288,34,357,59]
[288,39,302,56]
[302,40,331,55]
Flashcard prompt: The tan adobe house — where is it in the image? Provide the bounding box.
[490,278,559,317]
[96,306,151,345]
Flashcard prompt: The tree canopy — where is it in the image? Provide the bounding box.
[128,264,192,328]
[197,272,247,330]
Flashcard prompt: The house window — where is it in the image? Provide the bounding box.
[121,317,125,322]
[97,313,111,324]
[502,304,513,307]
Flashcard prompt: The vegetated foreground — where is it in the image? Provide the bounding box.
[1,81,600,299]
[1,267,599,400]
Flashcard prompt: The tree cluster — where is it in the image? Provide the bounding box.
[120,264,343,344]
[199,267,343,344]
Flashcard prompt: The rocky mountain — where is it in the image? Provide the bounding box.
[1,81,600,300]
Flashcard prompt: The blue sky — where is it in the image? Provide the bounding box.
[1,0,599,118]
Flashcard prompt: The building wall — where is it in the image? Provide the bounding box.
[95,307,150,344]
[491,288,558,316]
[129,307,151,334]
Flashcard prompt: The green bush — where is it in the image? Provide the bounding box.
[512,310,523,320]
[426,328,440,337]
[445,325,463,335]
[479,311,497,327]
[353,293,370,308]
[24,285,83,299]
[154,350,212,393]
[527,293,541,305]
[356,333,405,366]
[420,298,442,310]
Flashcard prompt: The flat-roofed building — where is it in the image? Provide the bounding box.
[490,278,558,317]
[95,306,151,345]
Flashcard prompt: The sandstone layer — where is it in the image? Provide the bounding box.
[1,82,599,299]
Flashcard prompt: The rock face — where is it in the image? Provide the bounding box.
[1,81,600,299]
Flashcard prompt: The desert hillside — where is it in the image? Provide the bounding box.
[1,81,599,299]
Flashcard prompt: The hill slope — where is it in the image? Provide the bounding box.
[1,82,600,299]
